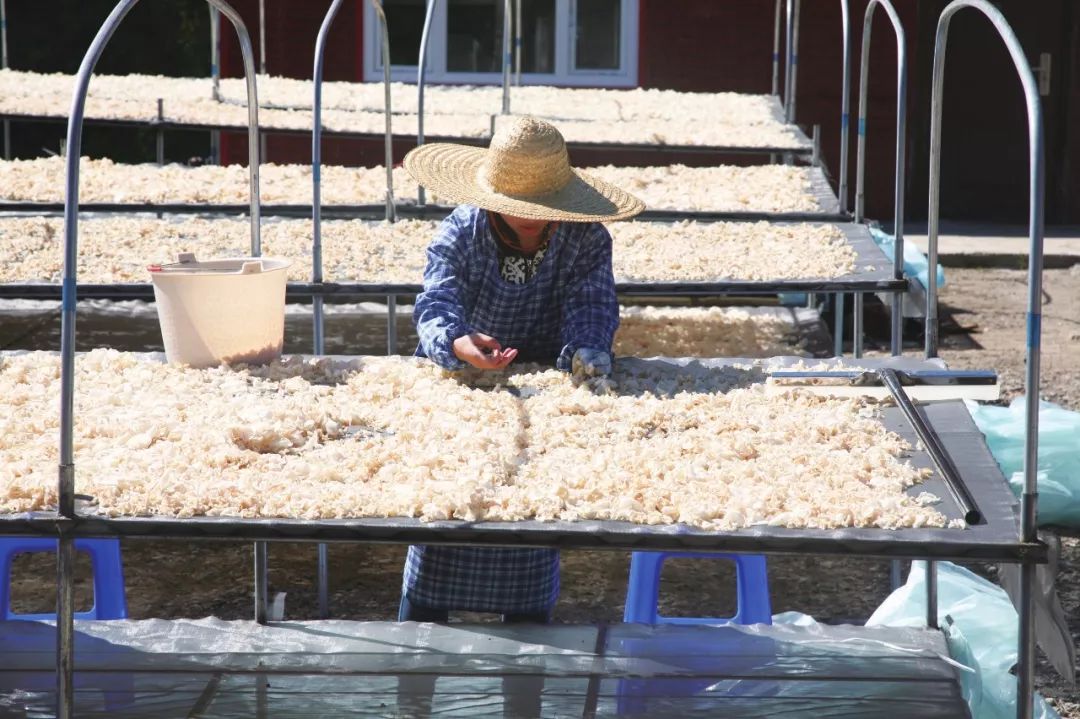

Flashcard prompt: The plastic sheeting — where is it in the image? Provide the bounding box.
[966,397,1080,529]
[869,225,947,291]
[0,618,970,718]
[867,561,1061,719]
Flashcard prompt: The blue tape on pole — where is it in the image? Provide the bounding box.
[1027,312,1041,349]
[62,277,76,312]
[791,54,798,65]
[841,113,849,130]
[313,164,320,183]
[210,63,218,75]
[858,117,866,136]
[772,52,780,62]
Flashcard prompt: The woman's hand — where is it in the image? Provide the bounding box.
[453,333,519,370]
[571,348,612,378]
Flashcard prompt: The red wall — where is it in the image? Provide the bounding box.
[219,0,365,167]
[638,0,919,222]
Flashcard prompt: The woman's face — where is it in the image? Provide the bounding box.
[498,213,552,240]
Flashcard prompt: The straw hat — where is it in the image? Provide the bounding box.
[403,116,645,222]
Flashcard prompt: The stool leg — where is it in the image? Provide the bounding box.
[0,552,13,620]
[81,540,127,620]
[733,555,772,625]
[624,553,664,624]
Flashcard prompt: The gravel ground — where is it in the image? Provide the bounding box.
[6,267,1079,715]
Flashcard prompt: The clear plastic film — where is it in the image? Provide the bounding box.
[1,617,972,717]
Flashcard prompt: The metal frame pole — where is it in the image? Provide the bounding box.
[59,6,262,702]
[501,0,512,113]
[258,0,267,163]
[209,5,221,163]
[856,0,907,357]
[254,541,269,624]
[313,0,344,358]
[372,0,396,223]
[784,0,801,123]
[833,293,845,356]
[416,0,437,207]
[0,0,7,73]
[853,292,864,357]
[259,0,266,75]
[312,0,345,621]
[928,4,1044,717]
[838,0,850,214]
[387,295,398,354]
[772,0,781,95]
[210,5,221,101]
[783,0,793,120]
[59,0,261,703]
[514,0,522,85]
[156,98,165,165]
[926,559,938,629]
[1,0,9,160]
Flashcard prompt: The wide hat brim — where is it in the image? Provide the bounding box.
[404,142,645,222]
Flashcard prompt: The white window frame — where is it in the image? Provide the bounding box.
[364,0,638,88]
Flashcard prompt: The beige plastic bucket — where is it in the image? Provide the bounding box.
[149,252,291,368]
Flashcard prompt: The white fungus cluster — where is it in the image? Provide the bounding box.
[0,69,785,123]
[0,69,808,148]
[0,157,822,214]
[0,157,410,206]
[0,217,856,285]
[613,306,803,358]
[0,350,948,530]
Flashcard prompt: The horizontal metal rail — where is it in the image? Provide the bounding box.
[0,113,814,156]
[0,202,850,224]
[0,508,1044,563]
[0,276,909,302]
[770,369,997,385]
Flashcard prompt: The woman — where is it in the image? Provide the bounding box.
[399,116,644,624]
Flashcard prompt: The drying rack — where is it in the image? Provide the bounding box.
[0,162,845,223]
[0,1,1050,718]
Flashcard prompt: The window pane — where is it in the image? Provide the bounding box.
[447,0,505,73]
[382,0,427,67]
[520,0,556,74]
[575,0,621,70]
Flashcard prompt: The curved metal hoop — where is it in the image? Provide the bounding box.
[370,0,397,223]
[854,0,907,355]
[928,5,1044,718]
[416,0,510,201]
[312,0,347,356]
[417,0,438,206]
[57,6,261,714]
[838,0,851,214]
[60,0,262,509]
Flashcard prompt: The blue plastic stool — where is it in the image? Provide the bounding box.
[0,538,127,620]
[619,552,772,714]
[623,552,771,625]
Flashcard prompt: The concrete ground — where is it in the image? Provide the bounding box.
[903,222,1080,266]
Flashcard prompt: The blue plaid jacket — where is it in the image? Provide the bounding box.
[405,205,619,615]
[413,205,620,371]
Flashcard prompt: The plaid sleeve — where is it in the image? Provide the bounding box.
[413,213,471,371]
[556,224,620,371]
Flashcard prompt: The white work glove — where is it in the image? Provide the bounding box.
[571,348,612,379]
